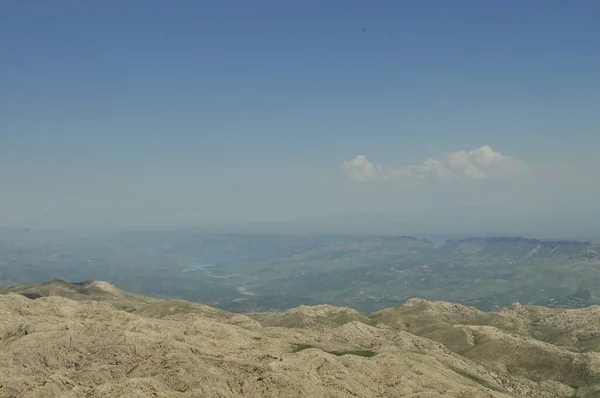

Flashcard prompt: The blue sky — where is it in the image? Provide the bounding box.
[1,1,600,235]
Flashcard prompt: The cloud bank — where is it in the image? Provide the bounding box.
[341,146,528,183]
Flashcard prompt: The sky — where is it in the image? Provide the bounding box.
[1,0,600,236]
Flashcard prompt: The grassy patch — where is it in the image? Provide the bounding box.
[452,368,510,394]
[291,344,376,357]
[329,349,377,357]
[292,344,316,353]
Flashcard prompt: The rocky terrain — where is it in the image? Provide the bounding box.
[2,280,600,397]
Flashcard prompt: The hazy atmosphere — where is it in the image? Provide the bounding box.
[5,2,600,397]
[2,0,600,237]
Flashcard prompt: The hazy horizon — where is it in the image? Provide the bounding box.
[2,1,600,236]
[2,211,600,243]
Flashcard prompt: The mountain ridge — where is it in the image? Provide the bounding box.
[3,280,600,396]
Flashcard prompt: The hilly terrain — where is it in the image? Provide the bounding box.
[3,280,600,397]
[191,235,600,312]
[2,231,600,313]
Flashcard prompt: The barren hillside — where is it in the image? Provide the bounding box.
[2,280,599,397]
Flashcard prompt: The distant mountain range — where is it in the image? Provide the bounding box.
[3,210,600,243]
[2,231,600,315]
[201,213,600,242]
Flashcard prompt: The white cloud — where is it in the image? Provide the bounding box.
[341,146,528,183]
[340,155,390,182]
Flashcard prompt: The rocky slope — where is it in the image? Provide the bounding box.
[3,280,600,397]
